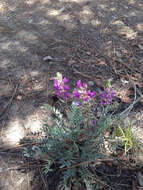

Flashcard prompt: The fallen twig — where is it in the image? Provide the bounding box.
[0,161,44,172]
[59,158,116,172]
[119,83,139,118]
[39,166,49,189]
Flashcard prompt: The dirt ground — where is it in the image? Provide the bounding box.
[0,0,143,189]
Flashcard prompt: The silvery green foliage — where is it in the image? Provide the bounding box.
[67,101,83,129]
[24,102,110,189]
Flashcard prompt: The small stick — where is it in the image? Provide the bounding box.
[39,167,49,189]
[120,83,138,117]
[59,158,114,171]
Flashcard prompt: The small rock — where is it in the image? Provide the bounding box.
[68,59,75,66]
[112,20,125,26]
[59,7,65,12]
[91,19,101,26]
[116,51,122,58]
[17,95,22,100]
[43,56,53,61]
[138,44,143,50]
[138,172,143,186]
[86,51,91,55]
[28,19,33,24]
[88,81,94,86]
[0,168,3,172]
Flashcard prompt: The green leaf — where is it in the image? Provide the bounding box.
[73,142,79,153]
[44,160,53,174]
[57,72,62,82]
[106,79,112,89]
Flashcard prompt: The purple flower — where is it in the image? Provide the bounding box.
[73,90,80,99]
[64,85,70,91]
[76,101,82,106]
[84,96,90,102]
[77,80,82,89]
[83,83,87,89]
[54,79,59,88]
[100,87,115,105]
[74,80,96,104]
[64,92,71,100]
[54,73,71,100]
[88,90,96,98]
[63,77,68,83]
[93,120,97,125]
[57,91,62,98]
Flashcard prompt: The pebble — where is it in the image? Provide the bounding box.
[112,20,125,26]
[59,7,65,12]
[138,172,143,186]
[86,51,91,55]
[138,44,143,50]
[88,81,94,86]
[91,19,101,26]
[43,56,53,61]
[28,19,33,24]
[116,51,122,58]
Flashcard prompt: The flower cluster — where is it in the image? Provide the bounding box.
[73,80,96,105]
[100,87,115,105]
[54,72,70,100]
[53,73,115,106]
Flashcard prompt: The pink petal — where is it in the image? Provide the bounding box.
[77,80,82,89]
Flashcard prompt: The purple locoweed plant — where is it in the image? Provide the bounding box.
[24,72,139,190]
